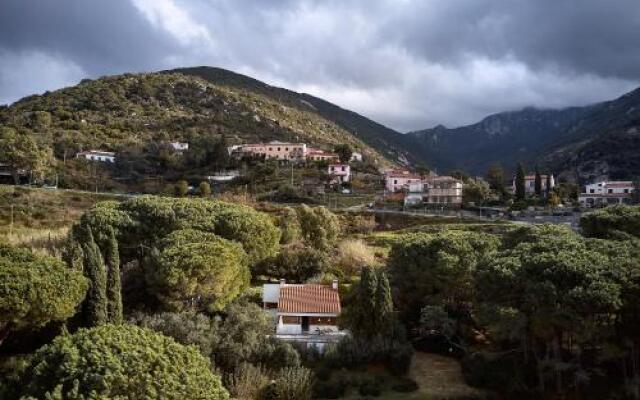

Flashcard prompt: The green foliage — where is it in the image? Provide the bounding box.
[148,229,250,312]
[256,243,328,282]
[80,227,107,327]
[325,335,414,376]
[580,204,640,239]
[0,127,55,183]
[130,311,216,357]
[515,162,526,200]
[388,230,499,323]
[14,324,229,400]
[175,179,189,197]
[334,143,353,163]
[262,367,314,400]
[279,206,300,244]
[105,227,122,324]
[534,166,542,196]
[486,163,505,192]
[0,244,87,344]
[199,180,212,197]
[297,205,341,250]
[346,266,378,336]
[463,178,492,205]
[225,362,270,400]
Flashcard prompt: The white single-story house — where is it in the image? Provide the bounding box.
[76,150,116,163]
[263,280,346,349]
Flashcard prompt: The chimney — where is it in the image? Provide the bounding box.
[279,279,286,286]
[332,280,338,290]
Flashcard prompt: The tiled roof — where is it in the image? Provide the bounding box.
[604,182,634,188]
[278,284,341,314]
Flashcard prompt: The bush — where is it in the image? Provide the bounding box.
[334,239,377,276]
[358,376,382,396]
[313,380,346,399]
[261,366,314,400]
[256,243,328,282]
[391,377,419,393]
[14,324,229,400]
[225,362,270,400]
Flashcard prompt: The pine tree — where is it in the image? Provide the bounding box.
[105,227,122,324]
[375,271,394,334]
[81,227,107,327]
[534,166,542,197]
[515,163,526,201]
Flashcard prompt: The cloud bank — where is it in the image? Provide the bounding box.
[1,0,639,131]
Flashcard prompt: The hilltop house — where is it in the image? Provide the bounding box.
[76,150,116,163]
[512,174,555,194]
[263,280,346,349]
[579,181,636,206]
[328,164,351,184]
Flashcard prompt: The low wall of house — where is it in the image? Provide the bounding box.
[277,323,302,335]
[309,324,339,333]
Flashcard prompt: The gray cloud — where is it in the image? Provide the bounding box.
[1,0,639,131]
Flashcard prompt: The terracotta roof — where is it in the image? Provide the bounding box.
[604,182,634,188]
[278,284,341,314]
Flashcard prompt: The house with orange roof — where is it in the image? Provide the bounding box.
[262,279,346,348]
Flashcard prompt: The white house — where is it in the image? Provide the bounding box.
[328,164,351,184]
[76,150,116,163]
[170,142,189,152]
[403,176,463,206]
[512,174,555,194]
[263,280,346,349]
[350,152,363,162]
[579,181,635,206]
[384,169,422,193]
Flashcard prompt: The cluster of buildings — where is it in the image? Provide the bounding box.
[579,180,636,206]
[75,142,189,164]
[227,141,362,164]
[383,169,463,206]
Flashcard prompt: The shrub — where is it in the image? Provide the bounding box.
[225,362,270,400]
[391,377,419,392]
[313,379,346,399]
[262,366,314,400]
[358,376,382,396]
[14,324,229,400]
[334,239,377,276]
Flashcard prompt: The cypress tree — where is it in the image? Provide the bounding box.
[375,270,394,334]
[347,266,379,337]
[546,173,552,197]
[105,227,122,324]
[81,227,107,327]
[515,163,526,200]
[534,166,542,196]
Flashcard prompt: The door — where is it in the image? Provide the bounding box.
[301,316,309,332]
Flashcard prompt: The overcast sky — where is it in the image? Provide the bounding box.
[1,0,640,131]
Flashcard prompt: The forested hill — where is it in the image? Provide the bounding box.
[170,66,417,164]
[0,71,394,166]
[407,87,640,182]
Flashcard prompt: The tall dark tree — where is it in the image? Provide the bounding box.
[333,144,353,163]
[546,173,552,197]
[486,163,505,192]
[375,271,394,334]
[347,266,378,337]
[81,227,107,327]
[515,163,526,201]
[105,227,122,324]
[534,166,542,196]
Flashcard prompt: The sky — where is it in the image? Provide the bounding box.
[1,0,640,132]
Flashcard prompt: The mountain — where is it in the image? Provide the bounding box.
[407,87,640,182]
[169,66,417,164]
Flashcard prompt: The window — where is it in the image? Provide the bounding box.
[269,147,273,151]
[394,180,398,184]
[282,316,301,324]
[625,189,629,193]
[341,166,346,171]
[590,189,595,193]
[285,147,289,151]
[608,189,613,193]
[278,147,281,151]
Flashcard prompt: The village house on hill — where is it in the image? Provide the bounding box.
[579,180,636,206]
[76,150,116,163]
[262,280,346,350]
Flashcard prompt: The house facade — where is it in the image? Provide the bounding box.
[76,150,116,163]
[579,181,636,206]
[384,169,422,192]
[170,142,189,152]
[512,174,555,194]
[328,164,351,184]
[229,141,308,161]
[263,280,345,349]
[402,175,463,206]
[307,148,339,162]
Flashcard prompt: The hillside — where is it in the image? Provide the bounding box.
[407,87,640,182]
[0,71,406,192]
[170,67,417,164]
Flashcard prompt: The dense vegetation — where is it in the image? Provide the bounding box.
[0,71,387,192]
